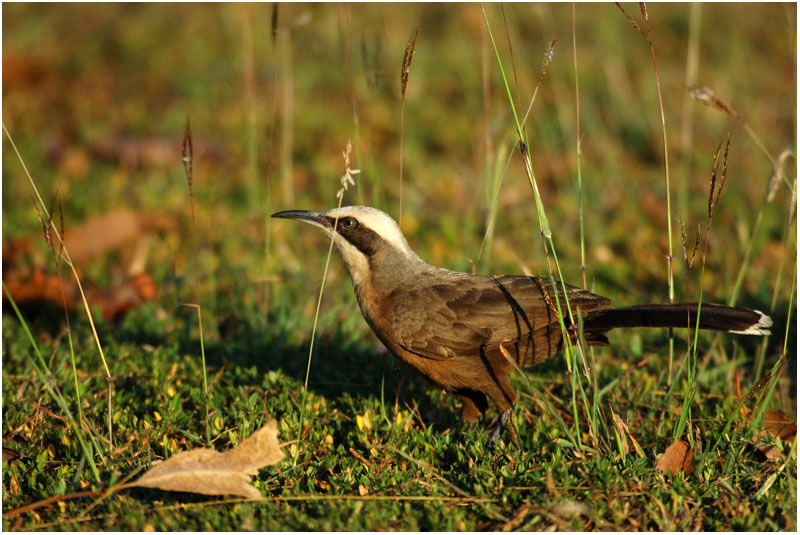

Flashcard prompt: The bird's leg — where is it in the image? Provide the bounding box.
[393,366,409,411]
[456,390,488,423]
[488,409,512,449]
[446,390,488,442]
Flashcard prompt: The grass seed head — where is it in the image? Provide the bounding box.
[182,119,194,194]
[337,140,360,200]
[401,23,420,100]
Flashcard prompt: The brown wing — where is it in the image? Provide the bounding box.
[389,275,611,365]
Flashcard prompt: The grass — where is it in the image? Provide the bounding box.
[2,3,796,531]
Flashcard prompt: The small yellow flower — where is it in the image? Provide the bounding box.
[356,410,373,431]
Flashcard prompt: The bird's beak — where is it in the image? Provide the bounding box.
[271,210,332,231]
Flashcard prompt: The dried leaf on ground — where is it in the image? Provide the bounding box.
[3,269,158,321]
[761,410,797,442]
[129,420,284,499]
[63,209,174,265]
[88,273,158,320]
[3,268,73,309]
[754,410,797,461]
[655,438,693,475]
[3,208,169,318]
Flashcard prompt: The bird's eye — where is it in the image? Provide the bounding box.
[340,217,357,230]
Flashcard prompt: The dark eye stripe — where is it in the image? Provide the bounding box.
[340,225,380,256]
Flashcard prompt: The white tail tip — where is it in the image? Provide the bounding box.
[729,309,773,336]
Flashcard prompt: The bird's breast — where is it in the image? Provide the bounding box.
[350,278,401,352]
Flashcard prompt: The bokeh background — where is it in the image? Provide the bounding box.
[3,4,795,312]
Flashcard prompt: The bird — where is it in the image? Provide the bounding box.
[272,206,772,433]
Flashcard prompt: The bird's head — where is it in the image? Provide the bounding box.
[271,206,419,288]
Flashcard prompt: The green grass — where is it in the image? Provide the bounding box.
[2,3,796,530]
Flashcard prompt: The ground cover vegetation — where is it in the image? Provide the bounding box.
[2,3,796,530]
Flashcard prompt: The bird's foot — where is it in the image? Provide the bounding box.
[487,410,511,450]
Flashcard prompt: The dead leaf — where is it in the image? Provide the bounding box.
[3,268,73,309]
[63,209,174,265]
[3,53,50,88]
[88,273,159,320]
[655,438,693,475]
[314,479,331,491]
[753,410,797,461]
[3,269,158,321]
[3,207,169,319]
[761,410,797,442]
[129,420,284,499]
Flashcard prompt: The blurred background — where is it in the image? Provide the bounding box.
[2,2,796,365]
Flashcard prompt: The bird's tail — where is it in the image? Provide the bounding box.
[582,302,772,336]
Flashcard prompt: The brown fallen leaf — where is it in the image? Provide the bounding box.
[87,273,159,320]
[655,438,693,475]
[3,207,169,318]
[753,410,797,461]
[3,53,50,88]
[128,420,284,499]
[3,268,73,309]
[761,410,797,442]
[3,269,158,321]
[63,209,174,265]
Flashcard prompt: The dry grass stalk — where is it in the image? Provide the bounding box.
[182,120,200,303]
[181,119,210,445]
[299,140,361,456]
[615,0,677,384]
[398,22,420,225]
[3,122,115,451]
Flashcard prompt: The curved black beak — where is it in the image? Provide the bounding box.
[271,209,331,230]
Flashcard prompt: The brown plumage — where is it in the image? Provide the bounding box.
[273,206,772,424]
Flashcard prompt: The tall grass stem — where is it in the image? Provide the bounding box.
[3,122,115,451]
